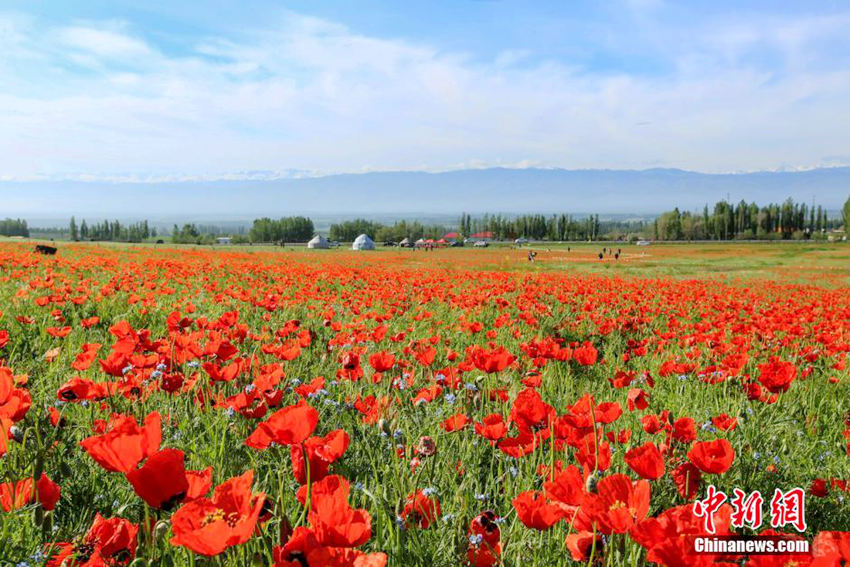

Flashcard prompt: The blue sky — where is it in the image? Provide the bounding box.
[1,1,849,181]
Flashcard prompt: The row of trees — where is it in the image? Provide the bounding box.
[70,217,156,242]
[0,218,29,237]
[460,212,646,241]
[329,219,451,242]
[248,217,314,243]
[653,198,844,241]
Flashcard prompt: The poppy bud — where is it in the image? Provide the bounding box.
[585,471,599,493]
[33,456,44,480]
[33,505,44,527]
[279,515,293,544]
[41,511,53,532]
[153,520,171,543]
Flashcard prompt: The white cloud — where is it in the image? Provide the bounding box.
[59,24,152,59]
[0,8,848,180]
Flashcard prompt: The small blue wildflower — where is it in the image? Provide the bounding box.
[245,384,256,394]
[469,534,483,546]
[422,487,438,497]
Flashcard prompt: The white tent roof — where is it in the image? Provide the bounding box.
[399,237,411,245]
[307,234,329,249]
[352,234,376,250]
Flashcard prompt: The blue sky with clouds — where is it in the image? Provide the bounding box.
[1,0,849,181]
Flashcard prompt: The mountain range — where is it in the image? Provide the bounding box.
[1,167,848,220]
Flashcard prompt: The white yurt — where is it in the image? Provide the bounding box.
[399,237,411,248]
[352,234,376,250]
[307,235,330,249]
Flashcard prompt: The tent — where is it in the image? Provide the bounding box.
[399,237,412,247]
[352,234,376,250]
[307,235,329,249]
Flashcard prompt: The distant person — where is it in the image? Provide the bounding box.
[598,252,603,260]
[615,252,619,260]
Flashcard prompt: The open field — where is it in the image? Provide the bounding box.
[0,240,848,565]
[14,238,848,285]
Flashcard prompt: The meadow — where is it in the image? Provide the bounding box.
[0,240,848,566]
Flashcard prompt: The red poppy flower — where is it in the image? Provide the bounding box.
[566,531,604,562]
[441,412,472,432]
[170,470,266,556]
[688,439,735,474]
[126,448,189,509]
[470,346,515,374]
[711,413,738,431]
[467,510,501,567]
[757,359,797,394]
[36,474,61,511]
[48,514,139,567]
[812,531,850,565]
[671,462,702,500]
[573,342,598,366]
[290,429,350,484]
[79,412,162,473]
[245,401,319,450]
[401,490,441,529]
[672,417,696,444]
[627,388,650,411]
[368,351,395,373]
[624,442,666,480]
[509,388,555,433]
[512,491,564,530]
[475,414,508,441]
[0,478,33,512]
[581,474,650,534]
[306,475,372,548]
[543,465,585,507]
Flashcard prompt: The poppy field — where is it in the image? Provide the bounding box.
[0,241,848,566]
